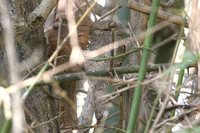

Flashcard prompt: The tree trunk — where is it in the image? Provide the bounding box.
[0,0,59,132]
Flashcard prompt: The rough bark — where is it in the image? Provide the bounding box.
[0,0,59,132]
[78,22,113,133]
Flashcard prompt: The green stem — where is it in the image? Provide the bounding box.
[0,119,12,133]
[167,57,185,133]
[165,68,184,133]
[90,47,156,62]
[144,96,159,133]
[126,0,160,133]
[167,20,186,133]
[22,63,49,100]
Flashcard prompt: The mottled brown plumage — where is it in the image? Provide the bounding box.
[46,17,92,59]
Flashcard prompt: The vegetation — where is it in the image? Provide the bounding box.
[0,0,199,133]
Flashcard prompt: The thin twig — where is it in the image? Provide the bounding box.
[5,20,183,95]
[98,5,122,21]
[32,111,65,129]
[155,107,199,129]
[150,94,170,133]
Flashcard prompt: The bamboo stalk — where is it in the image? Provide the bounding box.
[126,0,161,132]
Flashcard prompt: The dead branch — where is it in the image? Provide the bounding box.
[28,0,56,29]
[5,19,193,95]
[128,1,188,27]
[155,107,199,129]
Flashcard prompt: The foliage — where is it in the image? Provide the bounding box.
[0,0,199,133]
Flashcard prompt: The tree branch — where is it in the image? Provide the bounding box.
[14,0,25,17]
[128,1,188,27]
[28,0,56,29]
[0,0,25,132]
[52,64,160,82]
